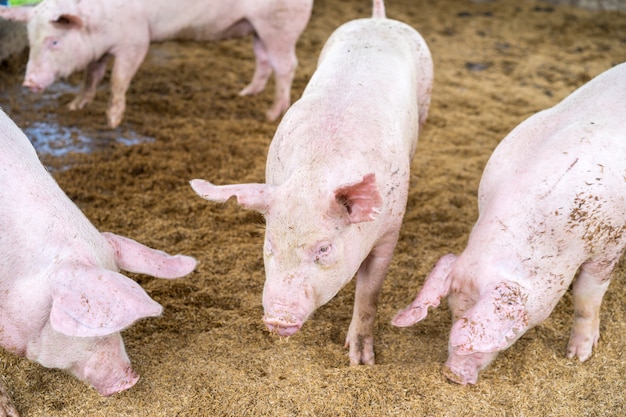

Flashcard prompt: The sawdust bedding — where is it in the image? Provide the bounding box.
[0,0,625,415]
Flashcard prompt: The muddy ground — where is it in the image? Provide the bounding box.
[0,0,625,416]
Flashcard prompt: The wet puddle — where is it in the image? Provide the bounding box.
[23,121,153,158]
[1,80,154,168]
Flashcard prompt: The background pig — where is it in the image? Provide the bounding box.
[191,0,433,365]
[0,108,197,416]
[393,62,626,384]
[0,0,313,128]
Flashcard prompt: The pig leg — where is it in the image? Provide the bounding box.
[238,36,273,98]
[345,240,397,365]
[566,257,616,361]
[253,34,298,121]
[106,44,149,128]
[68,54,111,111]
[0,380,19,417]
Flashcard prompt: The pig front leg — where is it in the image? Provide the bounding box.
[106,43,149,128]
[566,257,616,361]
[0,380,19,417]
[68,54,111,111]
[345,240,397,365]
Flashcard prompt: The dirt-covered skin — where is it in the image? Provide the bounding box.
[0,0,624,416]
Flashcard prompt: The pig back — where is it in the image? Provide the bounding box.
[473,64,626,275]
[478,63,626,212]
[267,16,433,189]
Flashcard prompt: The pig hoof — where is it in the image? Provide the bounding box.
[346,334,375,365]
[68,96,92,111]
[566,341,594,362]
[106,112,123,129]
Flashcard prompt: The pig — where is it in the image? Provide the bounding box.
[0,108,197,416]
[0,0,314,128]
[191,0,433,365]
[392,62,626,384]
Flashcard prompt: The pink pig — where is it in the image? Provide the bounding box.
[191,0,433,365]
[0,0,313,128]
[393,62,626,384]
[0,109,197,416]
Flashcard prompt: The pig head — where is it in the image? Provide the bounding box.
[393,62,626,384]
[0,0,105,92]
[191,173,384,337]
[0,108,197,401]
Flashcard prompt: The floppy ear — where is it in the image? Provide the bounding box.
[102,232,197,279]
[332,173,383,223]
[190,179,272,214]
[450,281,529,354]
[51,13,83,29]
[49,267,163,337]
[0,5,36,22]
[391,254,457,327]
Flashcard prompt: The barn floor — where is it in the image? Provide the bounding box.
[0,0,625,415]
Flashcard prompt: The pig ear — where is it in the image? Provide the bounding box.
[190,179,272,214]
[333,173,383,223]
[50,267,163,337]
[450,281,529,354]
[0,6,35,22]
[391,254,456,327]
[102,232,197,279]
[51,13,83,29]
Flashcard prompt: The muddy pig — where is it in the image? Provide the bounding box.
[191,0,433,365]
[0,109,197,416]
[393,62,626,384]
[0,0,313,128]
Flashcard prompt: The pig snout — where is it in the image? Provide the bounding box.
[263,279,316,337]
[69,336,140,396]
[22,78,45,93]
[442,350,496,385]
[22,69,55,93]
[97,365,139,397]
[263,310,303,337]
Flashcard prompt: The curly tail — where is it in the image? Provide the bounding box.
[372,0,386,19]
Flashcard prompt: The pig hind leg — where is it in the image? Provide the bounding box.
[246,32,298,121]
[566,256,618,361]
[68,54,111,111]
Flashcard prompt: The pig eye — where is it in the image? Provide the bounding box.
[44,37,60,50]
[314,243,332,264]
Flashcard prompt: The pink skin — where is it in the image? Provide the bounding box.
[192,0,433,365]
[0,109,197,414]
[393,62,626,384]
[0,0,313,127]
